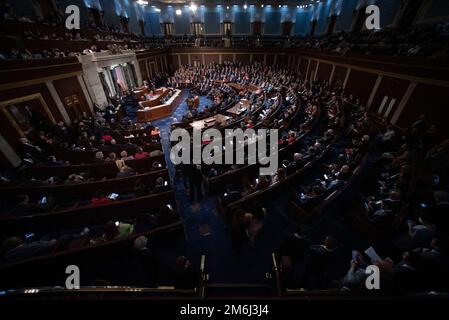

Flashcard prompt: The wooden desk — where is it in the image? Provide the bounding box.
[194,96,200,108]
[137,89,182,122]
[138,88,170,109]
[229,83,262,95]
[227,99,251,116]
[133,86,150,101]
[190,114,231,130]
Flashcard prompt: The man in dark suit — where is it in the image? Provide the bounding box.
[133,236,158,286]
[53,121,72,144]
[292,152,305,170]
[188,164,203,205]
[174,256,197,289]
[430,191,449,233]
[305,235,343,289]
[300,186,325,209]
[19,138,45,161]
[279,231,310,261]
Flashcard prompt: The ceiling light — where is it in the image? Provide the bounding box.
[190,3,197,12]
[244,4,248,10]
[176,9,182,15]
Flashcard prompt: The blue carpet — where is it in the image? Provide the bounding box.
[124,93,371,286]
[140,90,296,283]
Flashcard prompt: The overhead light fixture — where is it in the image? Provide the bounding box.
[176,9,182,15]
[190,3,197,12]
[279,5,281,8]
[226,5,229,10]
[244,4,247,10]
[155,8,161,12]
[136,0,148,5]
[261,4,264,8]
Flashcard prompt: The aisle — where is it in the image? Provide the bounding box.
[150,90,295,283]
[127,91,364,285]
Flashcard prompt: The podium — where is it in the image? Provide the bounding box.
[137,108,153,122]
[136,89,182,122]
[194,96,200,108]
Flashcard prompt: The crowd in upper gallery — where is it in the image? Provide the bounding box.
[1,3,449,61]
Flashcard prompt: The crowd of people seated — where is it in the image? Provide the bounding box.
[0,86,173,221]
[0,3,163,59]
[0,204,179,264]
[14,101,160,166]
[2,0,449,62]
[0,20,448,294]
[206,70,342,207]
[1,172,171,217]
[297,104,370,209]
[276,105,448,294]
[165,58,447,295]
[288,24,449,59]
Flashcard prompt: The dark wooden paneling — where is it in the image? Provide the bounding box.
[397,83,448,137]
[289,55,296,68]
[171,54,180,70]
[0,83,63,124]
[316,62,333,82]
[235,54,250,63]
[266,54,275,66]
[190,54,202,63]
[371,76,409,119]
[252,54,264,63]
[308,60,317,80]
[0,57,82,86]
[222,54,234,63]
[0,83,64,153]
[139,60,149,81]
[0,148,12,169]
[331,65,347,88]
[136,49,168,60]
[277,54,288,66]
[0,111,22,153]
[299,57,309,76]
[53,77,91,119]
[345,69,378,103]
[180,54,189,66]
[287,49,449,82]
[204,54,219,64]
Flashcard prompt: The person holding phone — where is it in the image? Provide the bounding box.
[91,190,109,206]
[341,250,368,291]
[394,214,436,250]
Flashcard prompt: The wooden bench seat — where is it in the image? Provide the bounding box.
[0,189,177,237]
[0,169,169,201]
[0,221,185,290]
[22,154,166,179]
[53,142,162,164]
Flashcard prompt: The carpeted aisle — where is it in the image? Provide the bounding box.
[144,90,296,284]
[121,91,388,289]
